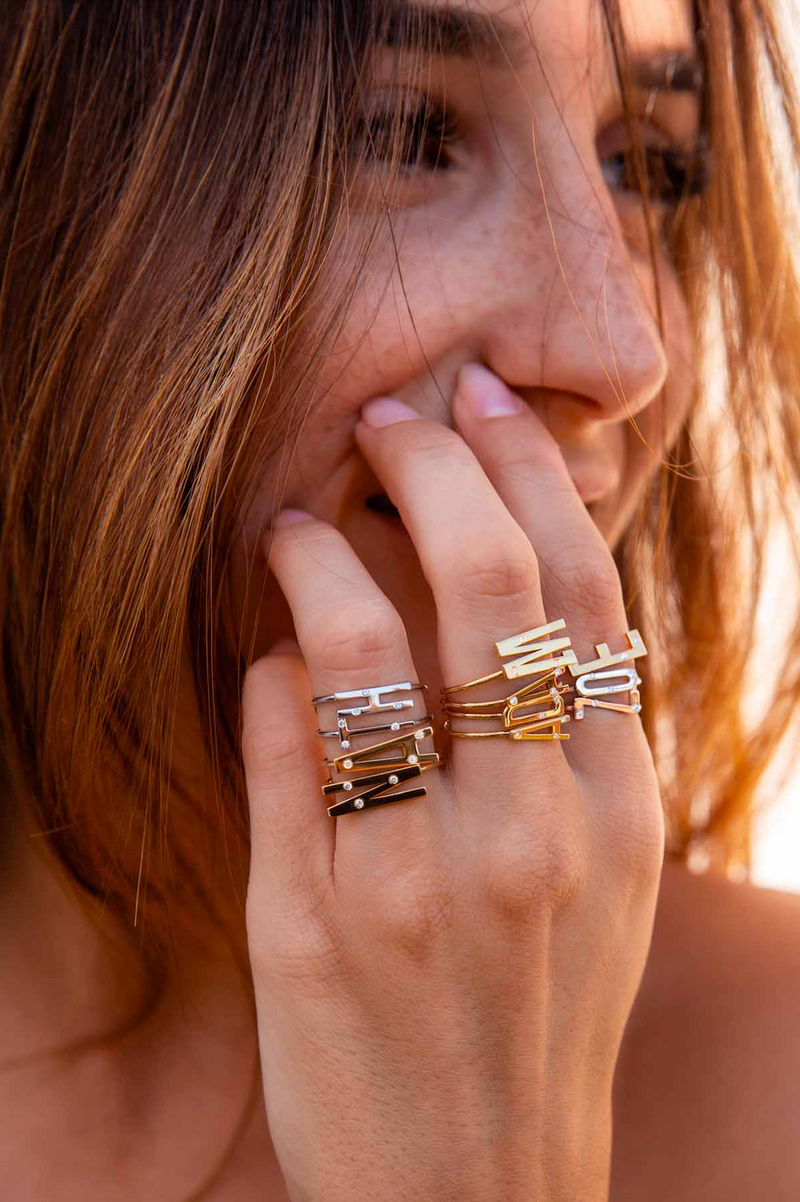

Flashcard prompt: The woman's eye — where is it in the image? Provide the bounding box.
[600,141,711,207]
[357,100,459,173]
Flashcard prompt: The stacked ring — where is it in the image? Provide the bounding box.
[312,681,441,816]
[441,619,575,740]
[562,630,647,719]
[440,620,648,739]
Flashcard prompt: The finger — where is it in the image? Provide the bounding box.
[449,364,651,777]
[265,510,444,868]
[242,644,335,926]
[354,401,550,690]
[354,401,576,818]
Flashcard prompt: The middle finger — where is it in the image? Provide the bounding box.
[354,372,646,780]
[355,394,571,798]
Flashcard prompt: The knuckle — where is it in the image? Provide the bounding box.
[543,545,622,623]
[269,518,332,562]
[247,882,343,998]
[376,870,456,954]
[451,544,540,607]
[322,600,405,674]
[480,823,587,920]
[393,423,463,463]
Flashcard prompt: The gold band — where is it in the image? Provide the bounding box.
[441,619,577,698]
[441,666,572,741]
[314,681,441,816]
[568,666,643,720]
[441,621,648,741]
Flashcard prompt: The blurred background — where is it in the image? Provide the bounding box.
[745,0,799,894]
[754,800,800,892]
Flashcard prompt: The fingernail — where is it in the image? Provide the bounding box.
[274,508,314,528]
[360,397,423,427]
[458,363,525,418]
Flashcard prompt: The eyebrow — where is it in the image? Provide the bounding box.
[380,2,704,94]
[381,2,526,65]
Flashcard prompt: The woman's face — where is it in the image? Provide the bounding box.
[232,0,701,698]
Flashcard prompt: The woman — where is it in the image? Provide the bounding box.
[2,0,800,1197]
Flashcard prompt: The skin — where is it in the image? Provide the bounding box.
[9,0,799,1199]
[236,0,697,1197]
[232,0,698,682]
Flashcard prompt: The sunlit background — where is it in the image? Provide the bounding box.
[754,798,800,892]
[744,0,800,894]
[750,530,800,892]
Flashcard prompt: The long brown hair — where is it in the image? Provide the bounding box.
[2,0,800,1181]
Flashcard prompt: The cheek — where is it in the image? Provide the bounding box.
[321,264,456,400]
[320,207,517,401]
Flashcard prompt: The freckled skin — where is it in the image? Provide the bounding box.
[230,0,697,705]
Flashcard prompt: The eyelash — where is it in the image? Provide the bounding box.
[360,98,710,208]
[600,140,710,206]
[358,102,461,172]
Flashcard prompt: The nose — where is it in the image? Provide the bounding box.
[472,144,670,423]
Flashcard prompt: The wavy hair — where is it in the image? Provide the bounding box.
[2,0,800,1188]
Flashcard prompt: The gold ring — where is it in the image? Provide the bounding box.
[441,621,648,740]
[442,666,572,740]
[312,680,441,816]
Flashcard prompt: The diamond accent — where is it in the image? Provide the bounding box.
[343,759,353,769]
[338,718,346,728]
[414,729,425,740]
[407,754,419,764]
[341,740,350,749]
[343,781,353,791]
[388,774,399,785]
[393,702,403,709]
[354,798,365,809]
[512,731,522,740]
[509,695,518,705]
[391,722,400,731]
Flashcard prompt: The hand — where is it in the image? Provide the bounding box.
[242,363,665,1202]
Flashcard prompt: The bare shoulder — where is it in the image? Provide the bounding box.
[611,857,800,1202]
